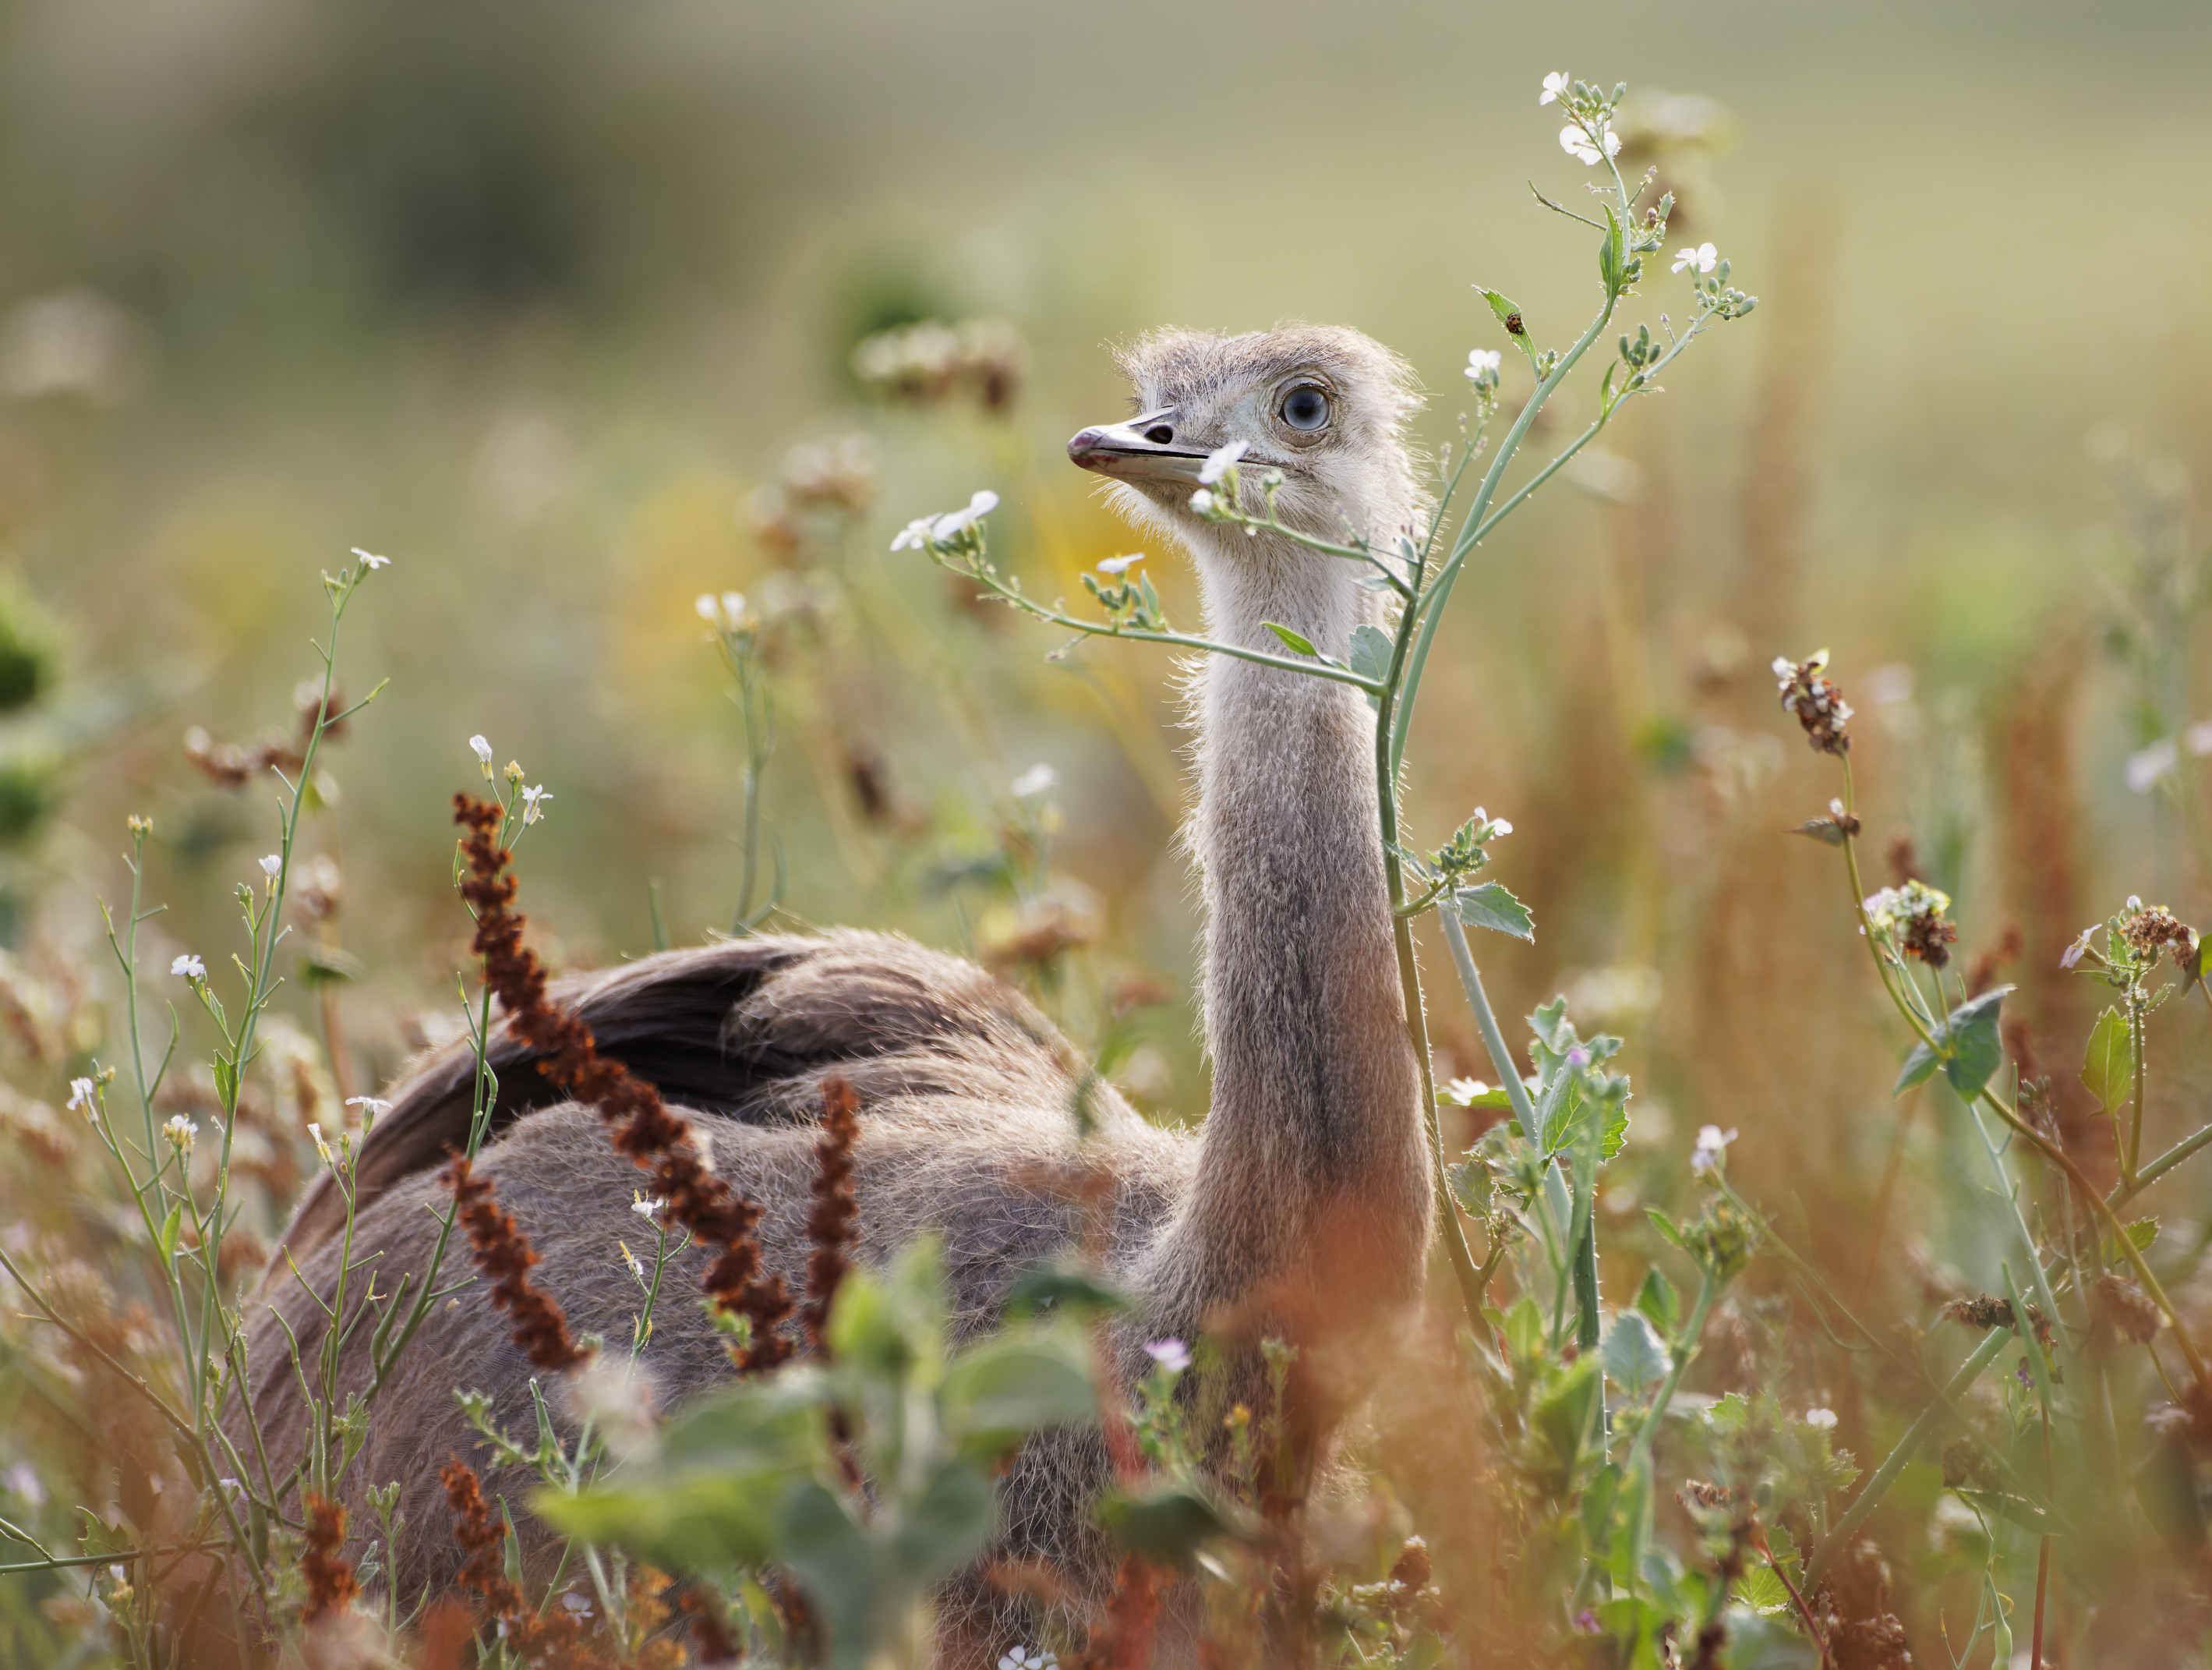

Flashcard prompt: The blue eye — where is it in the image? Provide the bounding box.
[1281,385,1330,431]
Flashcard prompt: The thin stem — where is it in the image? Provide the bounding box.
[1807,1328,2012,1585]
[1623,1268,1718,1481]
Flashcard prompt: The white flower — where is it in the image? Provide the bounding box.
[308,1122,334,1168]
[889,515,938,553]
[631,1193,664,1221]
[1671,242,1719,275]
[1560,123,1623,165]
[694,593,721,622]
[171,954,206,980]
[931,489,1000,541]
[1861,881,1950,935]
[1095,553,1145,577]
[1197,440,1249,485]
[2060,926,2096,970]
[620,1242,646,1283]
[1011,763,1057,800]
[346,1096,393,1130]
[1444,1077,1489,1104]
[469,734,493,765]
[521,784,553,826]
[1802,1407,1838,1431]
[1539,71,1570,106]
[66,1077,97,1114]
[162,1115,197,1155]
[350,548,390,571]
[2127,740,2178,794]
[1489,818,1513,836]
[1189,487,1217,515]
[258,854,282,879]
[1465,349,1503,384]
[1143,1337,1191,1374]
[998,1650,1058,1670]
[1689,1123,1738,1176]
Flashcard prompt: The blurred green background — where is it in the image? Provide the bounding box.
[6,0,2212,1183]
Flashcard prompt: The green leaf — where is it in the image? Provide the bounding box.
[157,1204,182,1266]
[1940,986,2012,1098]
[1001,1261,1136,1323]
[210,1056,237,1111]
[1096,1482,1253,1568]
[937,1330,1098,1457]
[1893,986,2013,1099]
[1733,1562,1793,1618]
[1453,881,1534,942]
[2101,1216,2160,1266]
[2081,1005,2134,1115]
[1601,1311,1673,1393]
[1634,1266,1681,1336]
[1479,289,1522,331]
[1532,1357,1603,1477]
[1644,1208,1690,1256]
[1598,204,1627,297]
[1705,1391,1754,1438]
[1503,1296,1546,1367]
[1264,621,1318,657]
[1348,623,1393,685]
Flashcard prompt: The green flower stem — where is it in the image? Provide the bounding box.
[1622,1267,1718,1481]
[2126,988,2148,1188]
[1440,910,1539,1134]
[1835,760,2210,1388]
[1807,1327,2012,1587]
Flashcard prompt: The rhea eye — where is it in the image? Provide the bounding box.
[1280,385,1330,432]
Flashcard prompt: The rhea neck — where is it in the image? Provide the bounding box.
[1149,521,1430,1329]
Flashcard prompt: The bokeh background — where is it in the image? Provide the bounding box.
[5,0,2212,1349]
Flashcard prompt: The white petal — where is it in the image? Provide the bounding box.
[1197,439,1249,485]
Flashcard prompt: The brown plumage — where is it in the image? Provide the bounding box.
[235,325,1436,1662]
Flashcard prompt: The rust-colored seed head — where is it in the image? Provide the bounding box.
[447,1155,590,1375]
[800,1075,863,1350]
[299,1493,360,1625]
[452,795,793,1371]
[1775,653,1852,755]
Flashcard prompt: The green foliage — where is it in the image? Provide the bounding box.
[1894,985,2011,1097]
[2081,1004,2134,1113]
[540,1239,1098,1668]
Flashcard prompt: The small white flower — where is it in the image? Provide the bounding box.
[2060,926,2096,970]
[346,1097,393,1132]
[1095,553,1145,577]
[307,1122,334,1168]
[350,548,390,571]
[559,1590,593,1616]
[631,1193,664,1221]
[1445,1077,1489,1104]
[1802,1407,1838,1431]
[521,784,553,826]
[1143,1337,1191,1374]
[930,489,1000,542]
[998,1649,1058,1670]
[1772,656,1795,678]
[889,515,938,553]
[2,1463,43,1507]
[1197,440,1249,485]
[1189,487,1217,515]
[259,854,282,879]
[171,954,206,980]
[1011,763,1057,800]
[162,1115,197,1155]
[469,734,493,765]
[1465,349,1503,384]
[66,1077,97,1114]
[1671,242,1719,275]
[1689,1123,1738,1176]
[2128,894,2144,911]
[1560,123,1623,165]
[694,593,721,622]
[1490,818,1513,836]
[721,591,748,625]
[1539,71,1570,106]
[2127,741,2178,794]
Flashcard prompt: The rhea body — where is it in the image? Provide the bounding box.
[238,326,1434,1655]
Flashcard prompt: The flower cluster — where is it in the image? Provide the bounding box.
[1689,1123,1737,1177]
[298,1493,360,1626]
[1775,650,1852,755]
[750,432,878,557]
[183,677,351,791]
[2118,897,2196,968]
[1540,72,1627,167]
[799,1076,862,1351]
[447,1152,592,1375]
[851,317,1027,414]
[1860,880,1959,968]
[891,488,1000,554]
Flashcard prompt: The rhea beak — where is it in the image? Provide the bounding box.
[1067,409,1211,483]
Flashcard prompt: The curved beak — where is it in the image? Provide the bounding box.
[1067,409,1210,483]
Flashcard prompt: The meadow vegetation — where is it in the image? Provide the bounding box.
[0,33,2209,1670]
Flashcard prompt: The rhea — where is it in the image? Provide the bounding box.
[242,325,1434,1655]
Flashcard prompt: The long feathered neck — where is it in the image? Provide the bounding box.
[1138,523,1431,1342]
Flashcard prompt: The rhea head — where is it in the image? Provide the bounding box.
[1067,324,1426,551]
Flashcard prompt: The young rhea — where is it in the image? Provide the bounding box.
[239,325,1436,1659]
